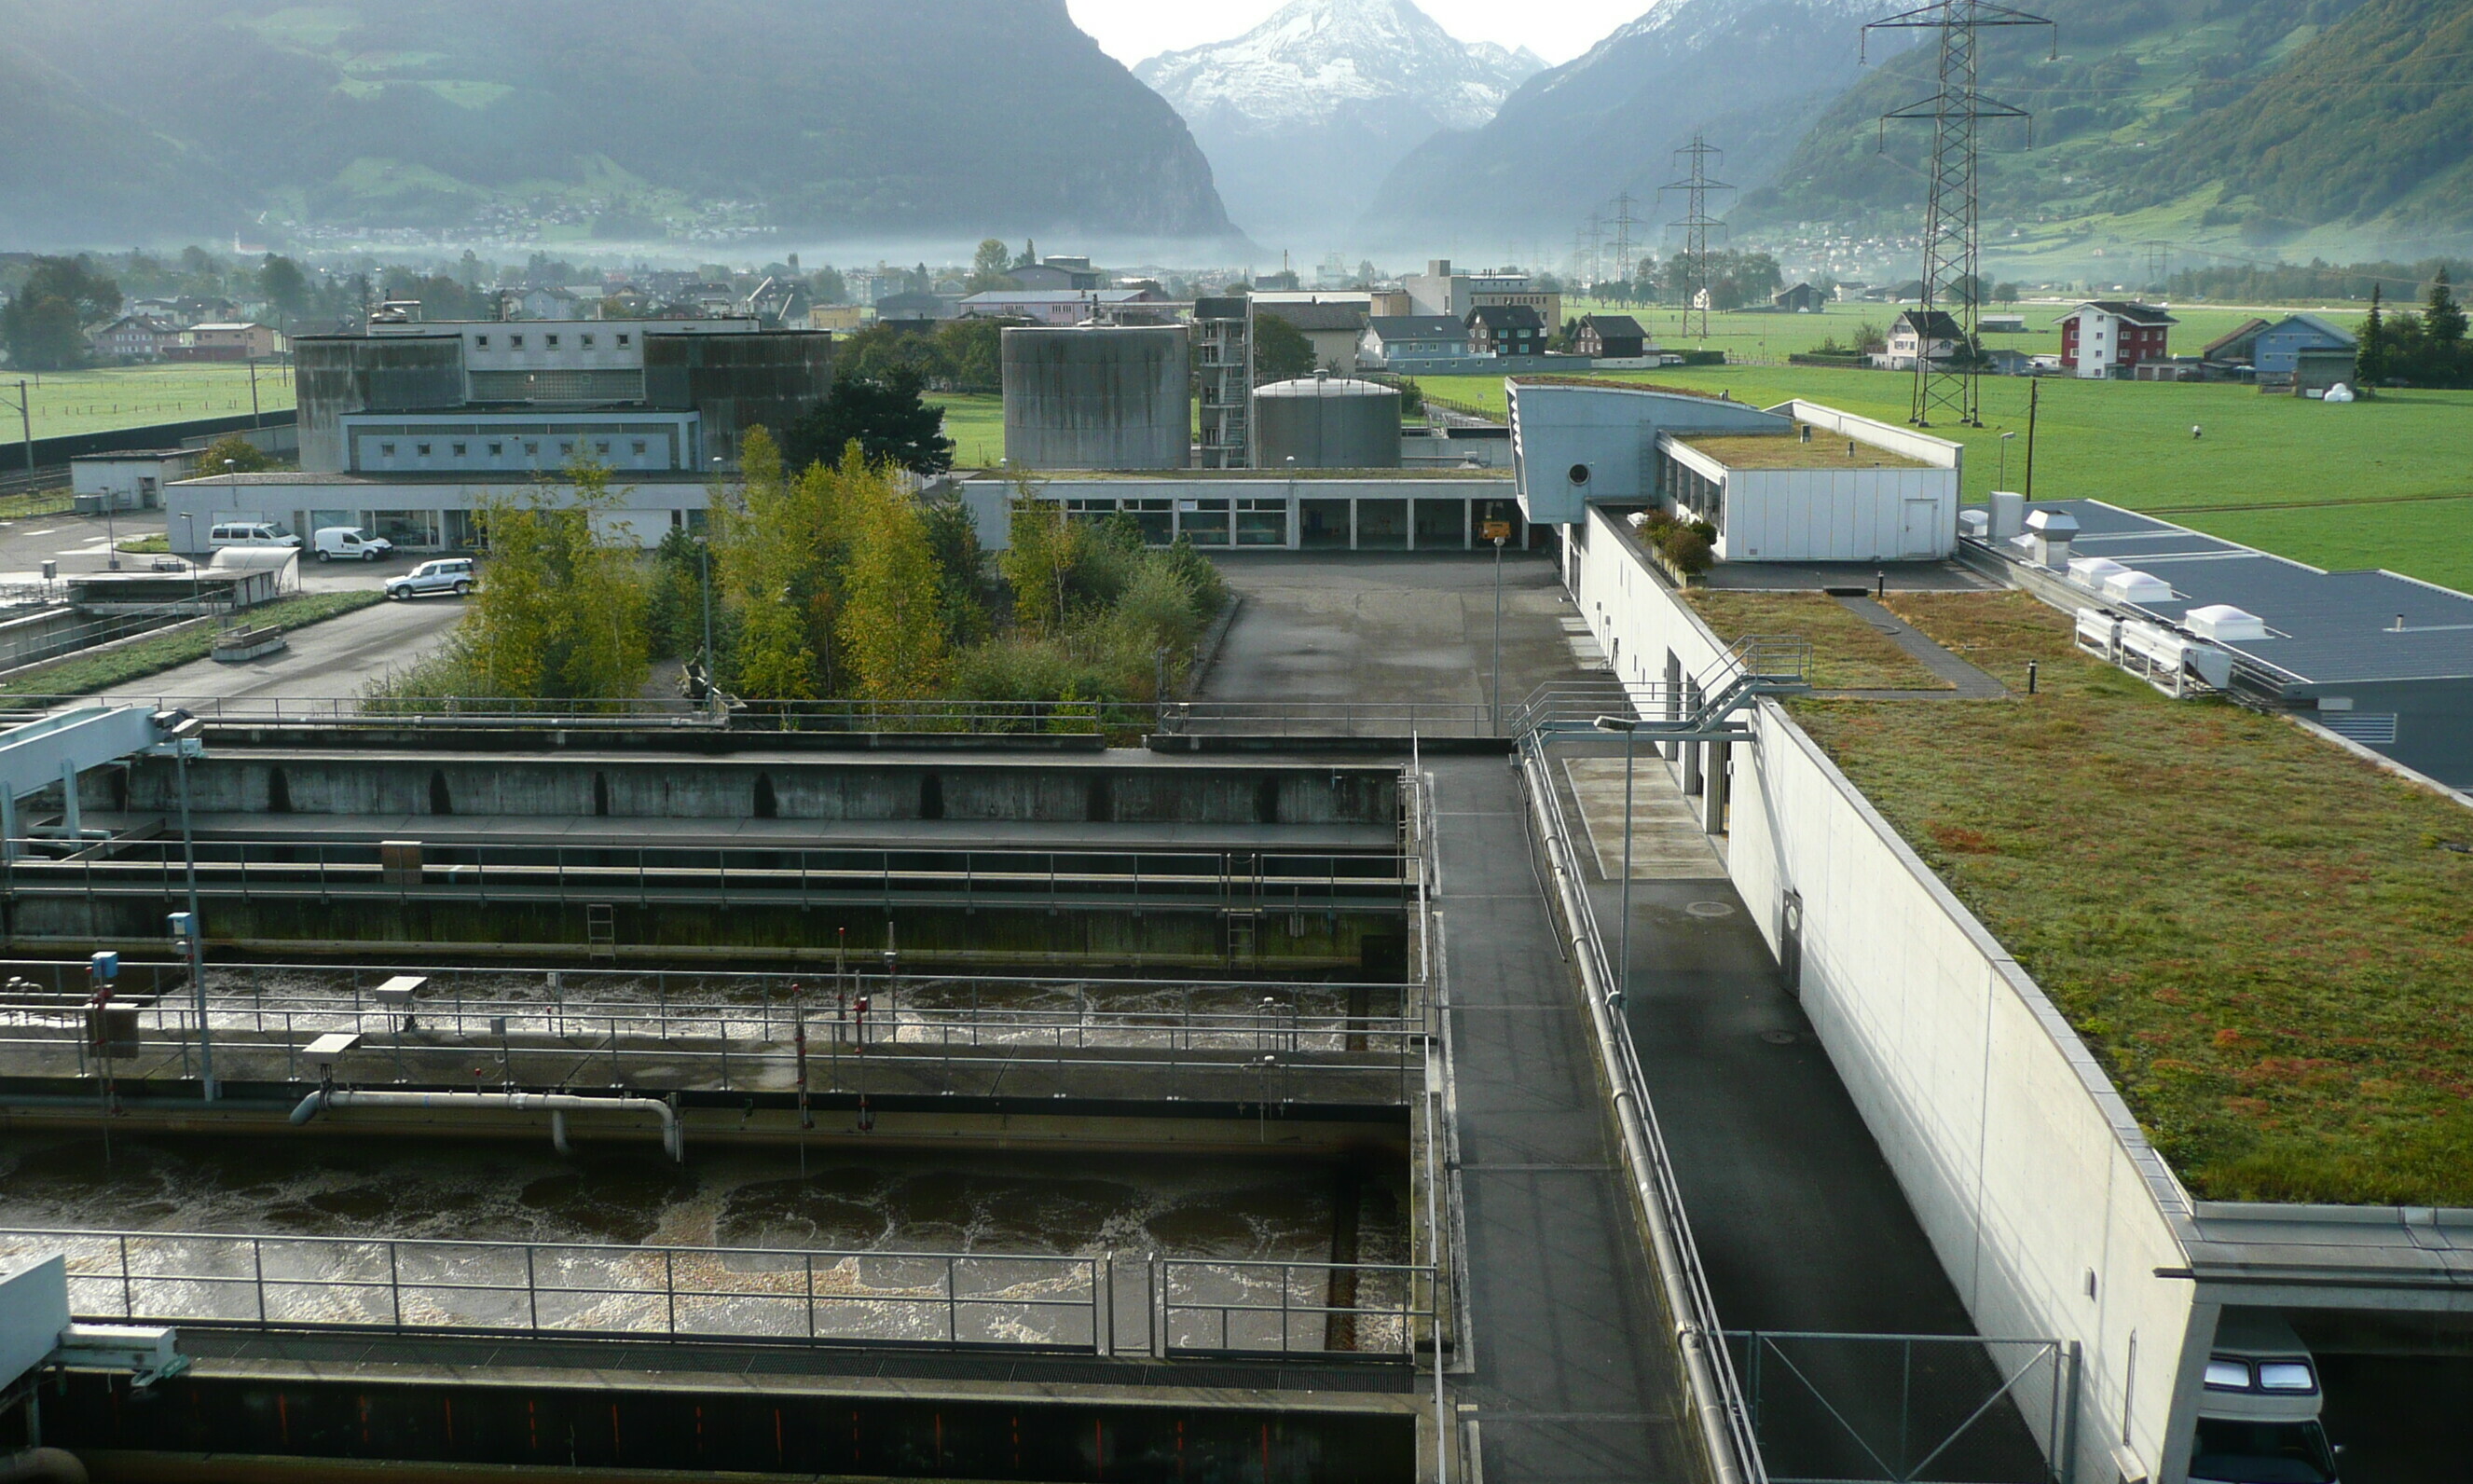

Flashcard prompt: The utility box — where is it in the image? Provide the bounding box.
[380,840,422,886]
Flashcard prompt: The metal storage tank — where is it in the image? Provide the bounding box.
[1254,374,1402,469]
[1001,326,1191,472]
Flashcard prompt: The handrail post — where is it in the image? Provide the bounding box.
[665,1247,678,1339]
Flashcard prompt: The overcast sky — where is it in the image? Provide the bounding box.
[1065,1,1649,68]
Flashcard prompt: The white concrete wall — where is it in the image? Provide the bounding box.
[1574,505,2207,1484]
[1723,468,1958,562]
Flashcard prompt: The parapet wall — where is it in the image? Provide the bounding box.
[1573,505,2205,1484]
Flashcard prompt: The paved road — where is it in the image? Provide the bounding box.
[0,510,431,597]
[89,597,468,706]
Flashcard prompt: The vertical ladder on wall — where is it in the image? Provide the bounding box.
[585,902,616,963]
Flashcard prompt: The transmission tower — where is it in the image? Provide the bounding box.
[1659,134,1733,339]
[1608,193,1641,307]
[1585,210,1606,297]
[1866,1,2054,427]
[2139,239,2172,294]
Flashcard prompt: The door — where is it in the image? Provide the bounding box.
[1900,499,1942,559]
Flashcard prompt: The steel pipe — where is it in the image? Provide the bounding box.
[289,1089,680,1161]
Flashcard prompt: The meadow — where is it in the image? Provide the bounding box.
[1411,307,2473,590]
[10,363,298,441]
[927,392,1005,469]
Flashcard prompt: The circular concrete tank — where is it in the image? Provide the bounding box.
[1001,326,1192,472]
[1253,375,1402,469]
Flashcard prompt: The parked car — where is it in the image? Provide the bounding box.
[314,527,394,563]
[384,558,475,600]
[2190,1313,2342,1484]
[207,521,300,550]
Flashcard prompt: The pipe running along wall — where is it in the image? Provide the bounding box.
[288,1090,682,1161]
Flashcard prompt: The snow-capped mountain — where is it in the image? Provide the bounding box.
[1134,0,1545,247]
[1365,0,1903,249]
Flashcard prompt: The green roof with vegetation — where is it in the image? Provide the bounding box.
[1790,591,2473,1206]
[1684,591,1952,692]
[1678,426,1933,472]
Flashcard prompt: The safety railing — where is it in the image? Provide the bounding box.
[0,1227,1432,1363]
[1519,728,1768,1484]
[0,694,1509,739]
[0,839,1413,914]
[1725,1332,2076,1484]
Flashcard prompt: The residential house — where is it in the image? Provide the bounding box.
[1573,314,1649,359]
[1983,347,2038,377]
[1772,282,1827,314]
[166,323,284,362]
[1256,301,1368,373]
[2201,317,2273,367]
[1359,316,1469,367]
[1404,261,1561,337]
[90,314,177,361]
[2056,301,2177,378]
[875,291,951,323]
[1878,310,1967,371]
[518,286,585,321]
[2249,314,2360,378]
[1011,259,1108,293]
[1467,304,1547,358]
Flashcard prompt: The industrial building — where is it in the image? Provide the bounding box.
[1193,297,1253,469]
[1253,373,1401,470]
[295,315,836,476]
[1978,498,2473,787]
[163,469,716,554]
[999,325,1191,472]
[1507,379,1962,563]
[957,471,1525,554]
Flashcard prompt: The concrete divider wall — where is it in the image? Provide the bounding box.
[1573,507,2207,1484]
[111,755,1402,828]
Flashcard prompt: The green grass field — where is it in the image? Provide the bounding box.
[10,364,298,442]
[1554,300,2369,366]
[1412,349,2473,590]
[928,392,1005,469]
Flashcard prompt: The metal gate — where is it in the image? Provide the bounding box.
[1727,1332,2077,1484]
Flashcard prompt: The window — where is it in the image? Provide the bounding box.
[581,334,596,349]
[452,443,467,457]
[416,444,432,457]
[523,441,539,457]
[510,335,525,349]
[2204,1360,2250,1391]
[559,442,573,456]
[2258,1362,2316,1394]
[379,443,397,458]
[546,334,560,348]
[632,441,648,456]
[475,335,490,349]
[595,441,611,456]
[617,334,630,347]
[487,443,502,457]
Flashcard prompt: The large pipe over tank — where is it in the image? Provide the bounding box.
[288,1089,681,1161]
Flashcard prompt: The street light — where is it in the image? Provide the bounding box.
[1999,431,2018,490]
[180,514,200,616]
[158,710,214,1100]
[1593,714,1644,1010]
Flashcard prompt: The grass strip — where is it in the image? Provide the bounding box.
[1790,590,2473,1205]
[1684,590,1954,691]
[0,590,386,696]
[0,490,75,520]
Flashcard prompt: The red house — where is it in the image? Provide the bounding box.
[2057,301,2177,379]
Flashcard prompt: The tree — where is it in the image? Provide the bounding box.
[2358,285,2388,385]
[999,485,1081,636]
[837,456,950,702]
[967,239,1019,294]
[256,254,310,322]
[22,256,121,323]
[781,370,955,474]
[808,265,848,305]
[198,434,274,475]
[447,461,651,703]
[1,295,86,370]
[2426,268,2467,348]
[1253,312,1317,385]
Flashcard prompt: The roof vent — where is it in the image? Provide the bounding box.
[1800,425,1814,444]
[2184,604,2266,642]
[2101,569,2175,605]
[2068,556,2128,591]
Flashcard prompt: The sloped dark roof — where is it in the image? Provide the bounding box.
[1259,303,1368,333]
[1894,309,1966,338]
[2203,317,2272,360]
[1366,316,1466,339]
[1579,313,1647,337]
[1468,304,1546,331]
[2067,300,2179,327]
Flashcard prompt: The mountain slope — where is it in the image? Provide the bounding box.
[2160,0,2473,248]
[0,0,1237,247]
[1361,0,1895,252]
[1137,0,1542,248]
[0,38,234,244]
[1737,0,2473,268]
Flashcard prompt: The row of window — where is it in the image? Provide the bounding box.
[375,438,654,460]
[469,331,632,351]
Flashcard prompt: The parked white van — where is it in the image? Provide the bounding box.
[313,527,394,563]
[207,521,301,550]
[2190,1312,2342,1484]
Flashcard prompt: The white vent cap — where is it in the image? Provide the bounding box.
[2101,569,2176,604]
[2068,556,2129,590]
[2184,604,2267,642]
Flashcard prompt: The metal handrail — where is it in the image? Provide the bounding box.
[0,1225,1431,1363]
[1161,1257,1435,1361]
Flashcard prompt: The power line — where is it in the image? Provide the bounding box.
[1609,193,1640,309]
[1659,133,1733,339]
[1866,0,2055,429]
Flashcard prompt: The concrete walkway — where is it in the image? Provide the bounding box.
[1429,755,1701,1484]
[1827,595,2007,699]
[1555,744,1976,1338]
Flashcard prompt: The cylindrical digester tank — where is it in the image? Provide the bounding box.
[1253,375,1402,469]
[1001,326,1191,472]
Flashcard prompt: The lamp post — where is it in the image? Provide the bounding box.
[1593,715,1642,1009]
[181,514,200,615]
[104,486,120,571]
[1999,431,2017,490]
[162,711,213,1100]
[1491,530,1506,732]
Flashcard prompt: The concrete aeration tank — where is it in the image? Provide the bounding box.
[1254,373,1402,469]
[1001,326,1192,472]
